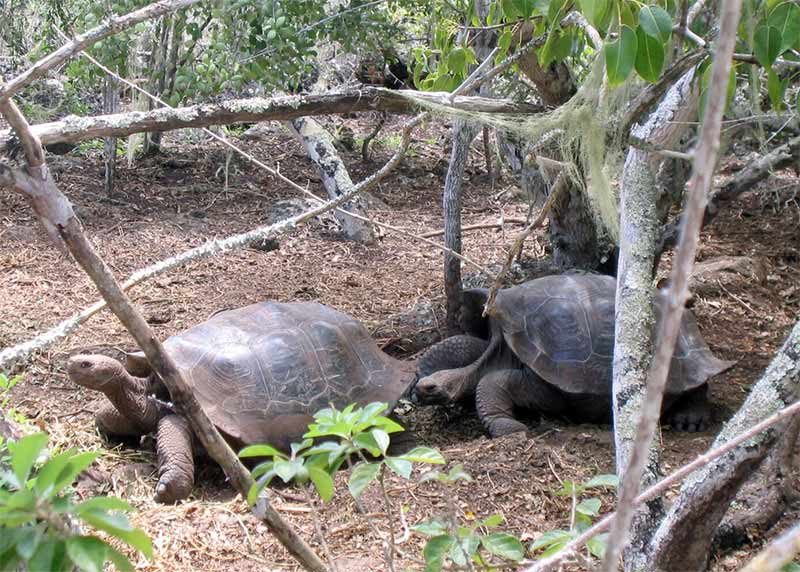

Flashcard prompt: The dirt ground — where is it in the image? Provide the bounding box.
[1,116,798,572]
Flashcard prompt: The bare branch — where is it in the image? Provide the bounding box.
[0,0,202,103]
[741,522,800,572]
[602,3,743,570]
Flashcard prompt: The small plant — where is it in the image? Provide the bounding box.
[0,432,152,571]
[240,402,445,503]
[241,402,527,571]
[530,474,619,560]
[0,373,25,424]
[412,465,526,571]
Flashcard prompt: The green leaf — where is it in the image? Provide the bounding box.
[424,535,455,572]
[576,498,602,516]
[348,462,381,498]
[239,444,286,459]
[768,2,800,54]
[449,533,480,566]
[604,26,638,87]
[384,457,413,479]
[10,432,48,486]
[481,533,525,562]
[530,529,575,552]
[15,526,42,559]
[584,474,619,489]
[28,539,68,572]
[412,519,449,537]
[447,48,468,76]
[247,471,276,505]
[767,68,787,109]
[52,452,100,494]
[579,0,614,32]
[75,497,133,515]
[66,536,108,572]
[638,5,672,43]
[353,432,382,457]
[78,510,152,558]
[513,0,538,18]
[635,27,665,82]
[754,25,783,68]
[480,513,505,528]
[106,545,136,572]
[273,460,298,483]
[308,467,334,502]
[538,28,564,67]
[501,0,520,20]
[398,447,445,465]
[587,534,609,559]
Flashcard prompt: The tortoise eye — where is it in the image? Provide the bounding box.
[81,361,92,369]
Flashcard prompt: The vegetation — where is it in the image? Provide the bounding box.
[0,432,152,572]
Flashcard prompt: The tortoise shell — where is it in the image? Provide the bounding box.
[491,274,732,395]
[160,301,415,449]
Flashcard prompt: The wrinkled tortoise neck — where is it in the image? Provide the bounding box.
[103,372,164,434]
[457,324,504,397]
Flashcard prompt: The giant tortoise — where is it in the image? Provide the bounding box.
[412,274,733,437]
[68,301,416,503]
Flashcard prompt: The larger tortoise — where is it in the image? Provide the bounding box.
[412,274,734,436]
[68,301,416,503]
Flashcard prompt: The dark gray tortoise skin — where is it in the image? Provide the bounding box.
[68,301,416,503]
[413,274,734,437]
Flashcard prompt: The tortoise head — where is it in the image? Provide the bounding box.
[68,354,128,391]
[413,366,477,405]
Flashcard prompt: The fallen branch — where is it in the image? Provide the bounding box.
[658,131,800,255]
[0,89,543,153]
[421,217,527,238]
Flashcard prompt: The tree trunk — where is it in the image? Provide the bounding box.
[443,119,479,333]
[144,18,168,155]
[645,319,800,572]
[103,77,120,196]
[499,34,613,271]
[610,69,701,570]
[288,116,375,244]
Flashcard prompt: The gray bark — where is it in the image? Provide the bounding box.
[611,68,700,570]
[288,116,375,244]
[443,119,479,333]
[646,319,800,572]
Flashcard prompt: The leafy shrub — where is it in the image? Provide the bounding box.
[530,474,619,560]
[0,432,152,571]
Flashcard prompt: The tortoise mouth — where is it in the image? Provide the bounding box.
[411,374,457,405]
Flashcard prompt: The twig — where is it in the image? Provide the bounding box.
[378,465,398,572]
[526,394,800,572]
[483,171,568,314]
[304,486,340,572]
[361,112,386,162]
[741,521,800,572]
[421,218,527,238]
[600,2,744,571]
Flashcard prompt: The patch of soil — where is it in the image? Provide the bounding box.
[1,116,798,572]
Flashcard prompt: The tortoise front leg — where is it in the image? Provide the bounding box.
[154,414,195,503]
[476,369,568,437]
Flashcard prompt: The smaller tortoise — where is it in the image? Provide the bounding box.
[69,301,416,503]
[412,274,734,437]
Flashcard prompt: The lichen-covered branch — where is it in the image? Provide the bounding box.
[0,89,542,153]
[611,2,744,570]
[606,66,701,571]
[287,116,375,243]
